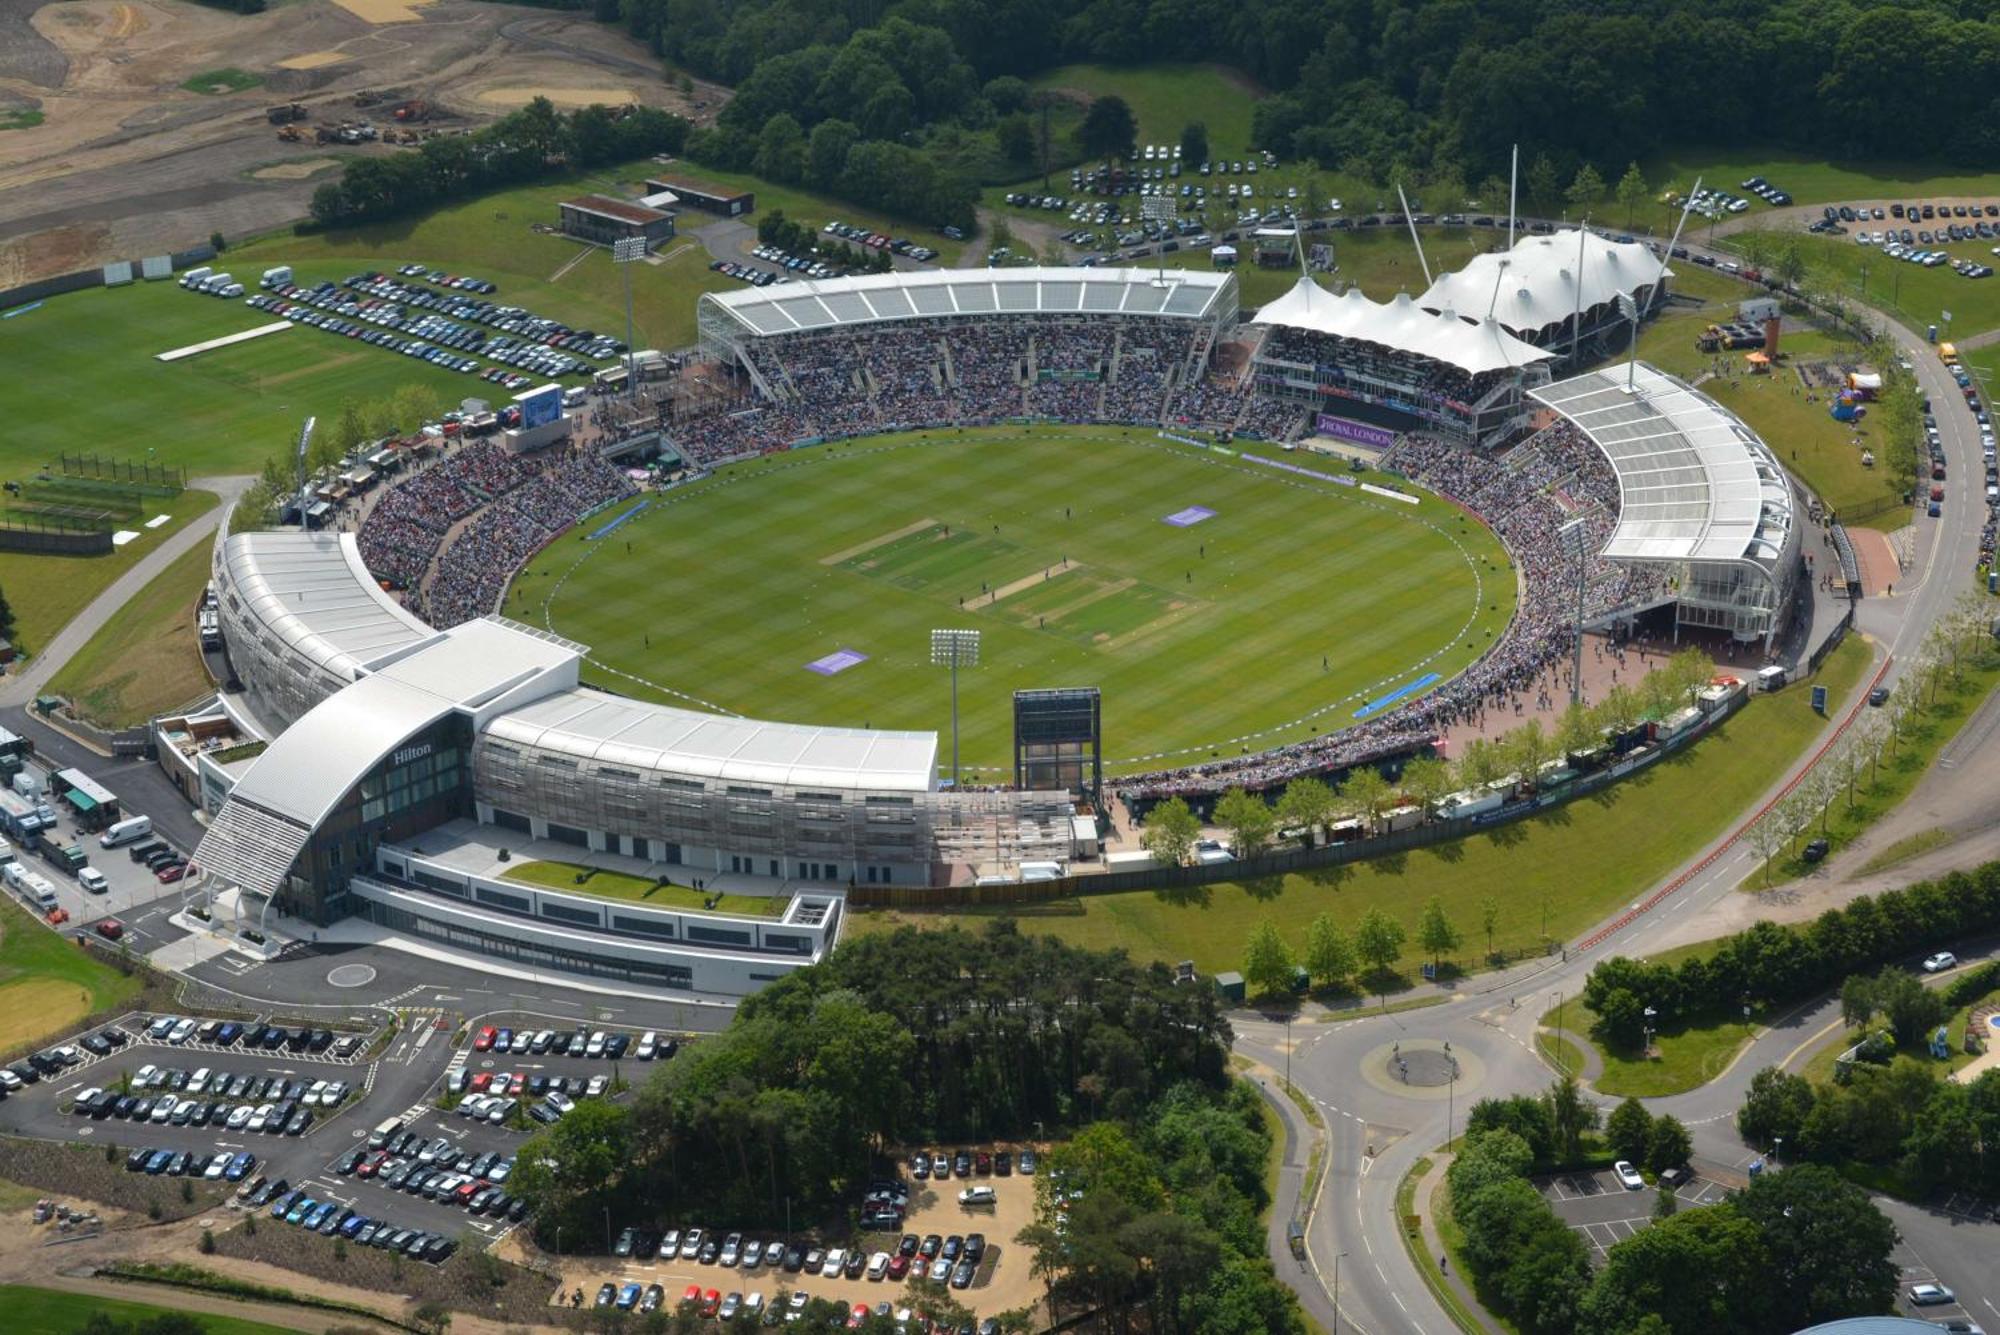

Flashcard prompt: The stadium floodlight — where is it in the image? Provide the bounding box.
[1141,195,1176,286]
[930,629,982,788]
[295,416,316,531]
[611,236,648,399]
[1558,518,1591,704]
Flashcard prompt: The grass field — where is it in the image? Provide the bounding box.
[1133,224,1504,309]
[0,899,141,1056]
[500,859,785,917]
[0,108,44,131]
[1549,999,1760,1099]
[47,539,213,726]
[181,68,261,95]
[1628,265,1904,525]
[1028,64,1263,164]
[848,636,1872,977]
[0,487,216,655]
[522,427,1514,776]
[2,1284,298,1335]
[1641,149,2000,212]
[1726,228,2000,338]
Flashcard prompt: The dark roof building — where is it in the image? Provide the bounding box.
[558,194,675,249]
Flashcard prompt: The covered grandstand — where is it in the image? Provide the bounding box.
[1248,278,1556,447]
[1531,361,1800,647]
[1420,229,1671,365]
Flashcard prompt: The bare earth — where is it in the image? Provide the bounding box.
[0,0,732,287]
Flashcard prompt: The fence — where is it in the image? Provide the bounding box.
[0,524,113,556]
[0,243,214,316]
[55,455,186,491]
[853,688,1751,909]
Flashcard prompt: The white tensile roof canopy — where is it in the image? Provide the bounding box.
[1419,230,1670,339]
[699,266,1235,338]
[1532,363,1794,566]
[1252,277,1554,376]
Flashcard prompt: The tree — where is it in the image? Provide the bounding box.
[1141,797,1200,867]
[805,119,859,191]
[1614,162,1649,229]
[1506,719,1550,790]
[1544,1074,1597,1163]
[1078,95,1137,164]
[0,585,13,644]
[1594,986,1648,1051]
[1747,806,1791,885]
[1645,1114,1691,1174]
[1275,776,1334,846]
[1605,1096,1653,1163]
[1399,754,1453,818]
[1214,787,1276,858]
[1873,966,1944,1044]
[1555,700,1597,756]
[508,1099,632,1239]
[1179,121,1209,168]
[1731,1164,1898,1329]
[1652,1183,1678,1220]
[1242,919,1296,998]
[1840,973,1878,1029]
[1341,767,1391,830]
[1416,896,1462,972]
[996,114,1034,166]
[411,1303,452,1335]
[1737,1067,1816,1151]
[1480,896,1500,960]
[1564,163,1606,216]
[1352,908,1406,986]
[1457,737,1504,788]
[1303,913,1355,992]
[752,111,806,183]
[391,382,442,434]
[1579,1205,1770,1335]
[1525,152,1560,213]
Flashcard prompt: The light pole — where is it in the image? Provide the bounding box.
[611,236,646,401]
[1554,990,1566,1059]
[1333,1250,1348,1335]
[929,629,981,789]
[1284,1011,1292,1094]
[1444,1039,1455,1148]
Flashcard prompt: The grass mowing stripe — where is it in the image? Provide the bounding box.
[527,427,1511,774]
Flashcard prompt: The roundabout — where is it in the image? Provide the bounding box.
[521,427,1517,776]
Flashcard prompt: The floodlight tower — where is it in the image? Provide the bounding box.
[930,629,981,788]
[294,416,316,530]
[611,236,647,399]
[1142,194,1176,286]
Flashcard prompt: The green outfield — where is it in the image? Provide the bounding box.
[517,427,1516,777]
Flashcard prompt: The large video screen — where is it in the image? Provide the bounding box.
[517,385,563,430]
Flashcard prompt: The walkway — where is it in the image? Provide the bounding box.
[0,473,253,708]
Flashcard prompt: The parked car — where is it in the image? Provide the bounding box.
[1613,1161,1645,1191]
[1923,951,1959,973]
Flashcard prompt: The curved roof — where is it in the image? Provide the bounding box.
[699,266,1236,339]
[218,531,431,683]
[485,690,937,792]
[1252,277,1554,376]
[1531,363,1795,567]
[1419,230,1669,338]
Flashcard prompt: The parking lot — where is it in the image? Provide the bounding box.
[568,1146,1043,1322]
[1534,1167,1728,1262]
[1892,1234,1982,1327]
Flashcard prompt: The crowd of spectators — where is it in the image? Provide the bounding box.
[1114,422,1662,802]
[356,441,542,587]
[410,451,637,628]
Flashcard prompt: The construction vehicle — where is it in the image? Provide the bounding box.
[391,99,430,123]
[266,103,308,124]
[276,124,303,143]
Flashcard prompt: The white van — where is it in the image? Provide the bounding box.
[12,769,44,797]
[2,861,26,889]
[179,266,213,289]
[78,868,108,894]
[100,816,152,849]
[26,874,58,911]
[561,386,587,408]
[260,265,292,289]
[0,836,12,864]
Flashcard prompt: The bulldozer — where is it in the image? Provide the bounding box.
[276,124,303,143]
[391,99,430,123]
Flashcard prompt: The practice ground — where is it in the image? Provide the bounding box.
[0,899,141,1054]
[520,428,1516,777]
[45,537,212,726]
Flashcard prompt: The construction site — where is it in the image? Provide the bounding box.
[0,0,728,288]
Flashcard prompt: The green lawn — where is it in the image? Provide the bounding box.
[500,859,785,917]
[1537,1031,1587,1078]
[47,539,214,726]
[0,898,143,1056]
[234,159,958,354]
[1,1284,298,1335]
[1751,646,2000,886]
[849,635,1872,979]
[0,487,216,655]
[1027,64,1263,163]
[181,68,262,95]
[1726,228,2000,339]
[1630,270,1904,526]
[1130,225,1505,310]
[1551,1000,1759,1099]
[522,427,1515,776]
[0,109,44,132]
[1641,149,2000,212]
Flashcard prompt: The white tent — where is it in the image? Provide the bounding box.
[1253,277,1554,376]
[1417,230,1669,339]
